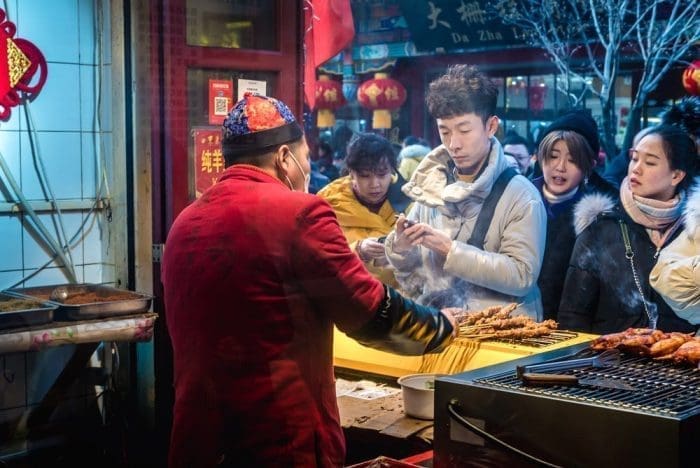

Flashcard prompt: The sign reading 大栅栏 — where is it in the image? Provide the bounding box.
[397,0,527,52]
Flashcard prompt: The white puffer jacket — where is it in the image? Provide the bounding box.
[650,178,700,324]
[385,138,547,319]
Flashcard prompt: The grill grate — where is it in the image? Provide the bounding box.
[475,353,700,417]
[487,330,579,348]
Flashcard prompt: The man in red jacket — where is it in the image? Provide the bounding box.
[161,93,458,468]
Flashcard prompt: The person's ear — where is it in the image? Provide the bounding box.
[273,145,291,175]
[670,169,686,188]
[486,116,500,137]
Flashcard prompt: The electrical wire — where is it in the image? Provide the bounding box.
[0,151,77,283]
[23,101,76,275]
[447,400,563,468]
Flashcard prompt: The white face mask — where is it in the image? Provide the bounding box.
[286,150,311,193]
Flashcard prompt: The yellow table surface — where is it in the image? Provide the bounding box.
[333,327,598,378]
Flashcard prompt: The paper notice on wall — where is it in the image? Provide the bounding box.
[208,79,233,125]
[237,79,267,101]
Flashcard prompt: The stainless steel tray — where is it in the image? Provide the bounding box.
[8,283,153,320]
[0,291,56,330]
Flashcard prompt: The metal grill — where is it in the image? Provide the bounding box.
[474,352,700,417]
[487,330,579,348]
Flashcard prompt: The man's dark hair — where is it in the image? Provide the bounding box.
[345,133,397,172]
[403,135,420,146]
[425,64,498,123]
[317,141,333,160]
[502,132,531,153]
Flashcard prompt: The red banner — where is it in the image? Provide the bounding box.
[303,0,355,109]
[208,79,233,125]
[193,128,224,197]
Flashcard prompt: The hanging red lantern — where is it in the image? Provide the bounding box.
[528,83,547,112]
[682,60,700,96]
[315,75,345,128]
[357,72,407,129]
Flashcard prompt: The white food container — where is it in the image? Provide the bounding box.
[397,373,443,420]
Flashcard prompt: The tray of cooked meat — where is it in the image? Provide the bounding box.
[0,291,57,330]
[7,283,153,320]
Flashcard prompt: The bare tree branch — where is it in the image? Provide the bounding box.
[494,0,700,160]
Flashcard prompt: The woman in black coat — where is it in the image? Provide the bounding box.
[558,124,698,334]
[532,110,616,320]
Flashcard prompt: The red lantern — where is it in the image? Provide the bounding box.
[682,60,700,96]
[357,73,407,129]
[315,75,345,128]
[528,83,547,112]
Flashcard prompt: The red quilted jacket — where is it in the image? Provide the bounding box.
[162,165,385,467]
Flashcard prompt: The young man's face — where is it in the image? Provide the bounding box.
[436,113,498,175]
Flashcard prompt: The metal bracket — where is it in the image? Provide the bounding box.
[152,244,164,263]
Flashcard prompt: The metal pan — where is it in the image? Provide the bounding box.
[8,283,153,320]
[0,292,56,330]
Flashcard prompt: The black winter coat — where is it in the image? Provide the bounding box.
[535,173,617,320]
[558,196,696,334]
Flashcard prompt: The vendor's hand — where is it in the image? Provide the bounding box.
[442,307,469,325]
[439,307,461,337]
[357,238,387,261]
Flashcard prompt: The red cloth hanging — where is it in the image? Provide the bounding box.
[303,0,355,110]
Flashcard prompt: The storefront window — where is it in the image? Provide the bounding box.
[186,0,278,50]
[505,76,527,110]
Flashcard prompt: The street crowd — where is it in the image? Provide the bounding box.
[161,64,699,467]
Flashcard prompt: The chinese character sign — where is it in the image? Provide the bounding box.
[398,0,526,52]
[193,128,224,197]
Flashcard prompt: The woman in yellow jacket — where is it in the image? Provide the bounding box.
[318,133,411,287]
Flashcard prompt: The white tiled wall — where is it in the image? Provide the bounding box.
[0,0,113,290]
[0,0,116,445]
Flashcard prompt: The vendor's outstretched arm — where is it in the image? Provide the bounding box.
[347,285,455,355]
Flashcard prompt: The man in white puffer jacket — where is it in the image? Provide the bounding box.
[384,65,547,320]
[651,179,700,325]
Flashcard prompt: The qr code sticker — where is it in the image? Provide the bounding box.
[214,97,228,115]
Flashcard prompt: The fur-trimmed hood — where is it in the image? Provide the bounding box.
[573,193,616,235]
[398,144,431,161]
[683,178,700,237]
[573,177,700,237]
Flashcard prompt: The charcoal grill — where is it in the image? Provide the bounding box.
[433,342,700,468]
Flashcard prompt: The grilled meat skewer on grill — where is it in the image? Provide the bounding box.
[590,327,657,351]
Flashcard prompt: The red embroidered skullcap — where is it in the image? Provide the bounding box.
[222,93,303,161]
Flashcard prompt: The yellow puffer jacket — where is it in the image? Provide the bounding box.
[318,176,405,287]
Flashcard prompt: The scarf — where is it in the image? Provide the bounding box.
[620,177,684,248]
[543,185,579,205]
